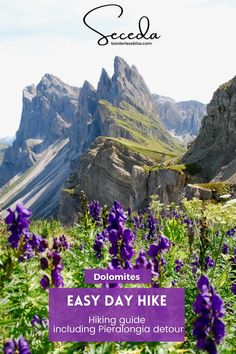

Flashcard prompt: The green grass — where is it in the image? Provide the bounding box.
[219,79,233,91]
[98,99,184,164]
[197,182,231,195]
[109,137,176,163]
[99,100,184,154]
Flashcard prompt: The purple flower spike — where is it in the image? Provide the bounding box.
[193,274,225,354]
[89,200,101,224]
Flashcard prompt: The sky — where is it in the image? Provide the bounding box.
[0,0,236,138]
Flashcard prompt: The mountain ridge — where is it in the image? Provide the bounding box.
[0,57,183,217]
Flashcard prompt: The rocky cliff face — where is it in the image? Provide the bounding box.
[59,137,186,224]
[0,57,181,218]
[153,94,206,143]
[0,141,9,166]
[71,56,179,155]
[0,74,80,187]
[183,76,236,181]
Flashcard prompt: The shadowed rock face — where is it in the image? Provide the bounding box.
[182,76,236,181]
[58,137,186,225]
[0,74,80,187]
[70,56,178,154]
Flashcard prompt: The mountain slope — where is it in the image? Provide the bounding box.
[0,142,9,165]
[0,57,183,218]
[0,138,70,218]
[153,94,206,143]
[182,76,236,181]
[0,74,80,187]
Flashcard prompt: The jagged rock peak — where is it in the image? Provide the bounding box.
[96,56,154,113]
[81,80,96,94]
[113,56,130,75]
[23,84,37,101]
[97,68,111,100]
[36,73,80,96]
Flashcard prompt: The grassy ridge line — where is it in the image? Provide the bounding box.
[99,99,184,155]
[110,137,176,163]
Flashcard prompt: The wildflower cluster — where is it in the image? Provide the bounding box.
[5,204,48,261]
[3,336,31,354]
[193,275,225,354]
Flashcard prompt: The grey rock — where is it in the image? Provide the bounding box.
[0,57,183,219]
[185,184,212,200]
[59,138,188,224]
[148,169,186,206]
[153,94,206,143]
[183,76,236,180]
[0,74,80,187]
[58,137,153,224]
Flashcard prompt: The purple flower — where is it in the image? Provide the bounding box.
[106,201,134,265]
[204,256,215,270]
[94,233,104,259]
[148,244,158,258]
[30,315,42,327]
[145,211,158,239]
[40,275,50,289]
[193,275,225,353]
[18,336,31,354]
[135,249,149,269]
[226,227,236,237]
[53,235,69,251]
[3,337,31,354]
[148,235,171,258]
[40,257,48,270]
[52,252,62,266]
[51,267,64,287]
[222,244,229,254]
[5,204,31,249]
[89,200,101,224]
[231,283,236,295]
[191,254,200,275]
[3,339,17,354]
[175,259,184,272]
[157,235,171,253]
